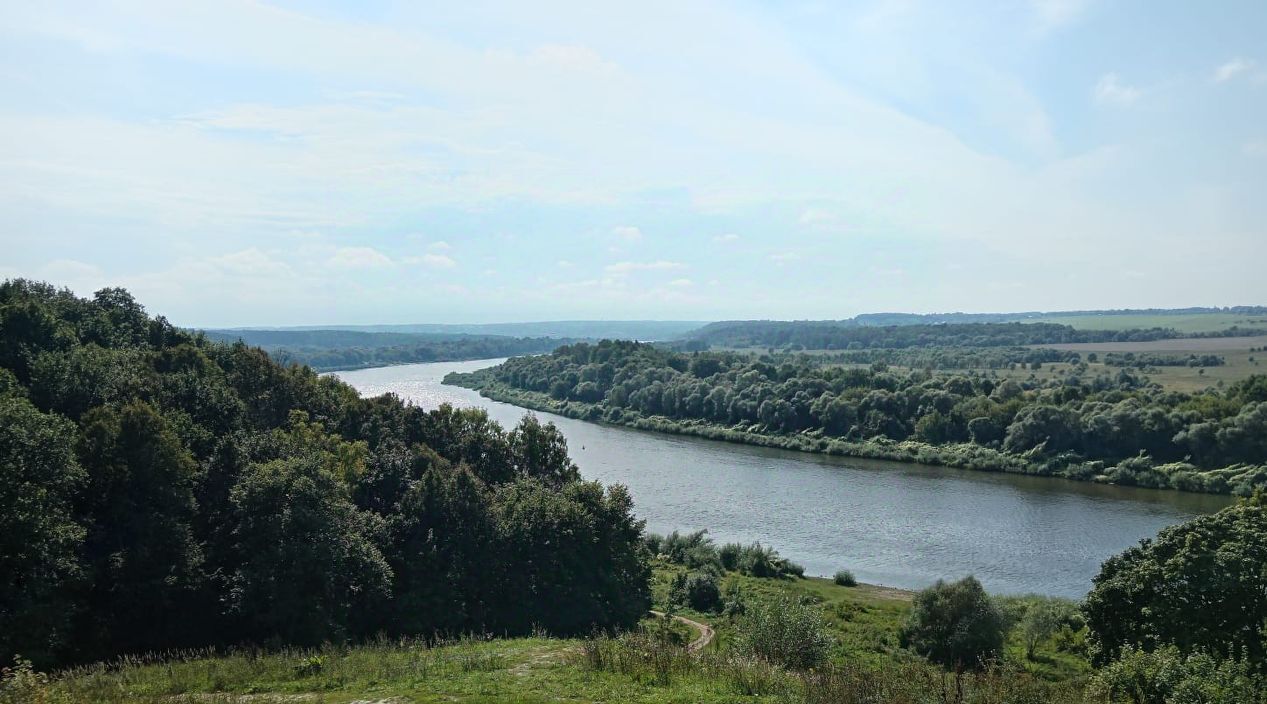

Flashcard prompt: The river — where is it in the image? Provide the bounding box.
[333,359,1233,598]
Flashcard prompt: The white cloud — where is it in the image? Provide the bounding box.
[405,253,457,268]
[1030,0,1091,31]
[1094,73,1141,106]
[1244,140,1267,158]
[769,251,801,263]
[1213,58,1255,83]
[213,248,294,277]
[611,225,643,242]
[427,240,453,252]
[36,259,108,295]
[328,246,393,269]
[527,44,616,74]
[604,260,685,273]
[556,259,574,268]
[711,233,740,244]
[667,278,693,287]
[798,208,837,227]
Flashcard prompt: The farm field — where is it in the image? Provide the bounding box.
[1039,334,1267,352]
[1016,312,1267,334]
[993,357,1260,392]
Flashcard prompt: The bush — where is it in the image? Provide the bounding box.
[734,596,832,670]
[1088,646,1264,704]
[833,570,857,587]
[669,571,722,613]
[900,576,1005,669]
[1017,597,1076,659]
[719,542,742,571]
[0,658,64,704]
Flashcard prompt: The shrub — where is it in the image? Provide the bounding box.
[734,596,832,670]
[669,571,722,613]
[833,570,857,587]
[721,581,748,616]
[719,543,742,571]
[0,658,64,704]
[1017,597,1076,659]
[900,576,1005,669]
[1088,646,1264,704]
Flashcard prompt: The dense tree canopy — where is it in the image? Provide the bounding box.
[0,280,651,667]
[450,341,1267,494]
[1084,495,1267,668]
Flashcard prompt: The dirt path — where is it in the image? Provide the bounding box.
[648,610,715,652]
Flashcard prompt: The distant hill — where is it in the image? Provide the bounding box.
[222,320,709,341]
[854,307,1267,327]
[199,328,575,372]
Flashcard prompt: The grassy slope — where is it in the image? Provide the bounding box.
[32,566,1088,702]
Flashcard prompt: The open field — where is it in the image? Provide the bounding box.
[1039,334,1267,352]
[946,354,1261,393]
[1017,313,1267,334]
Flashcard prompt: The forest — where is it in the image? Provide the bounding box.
[203,328,573,371]
[687,319,1266,350]
[0,280,650,668]
[447,340,1267,494]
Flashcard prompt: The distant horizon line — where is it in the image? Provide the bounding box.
[194,305,1267,332]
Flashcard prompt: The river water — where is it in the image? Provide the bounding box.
[333,359,1232,598]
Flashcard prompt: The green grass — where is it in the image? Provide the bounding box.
[14,569,1093,703]
[28,635,770,704]
[649,562,1087,679]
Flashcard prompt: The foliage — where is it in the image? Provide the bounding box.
[669,571,722,612]
[1083,495,1267,667]
[0,279,650,667]
[901,576,1007,669]
[203,329,575,372]
[648,530,804,578]
[687,319,1259,351]
[734,596,833,670]
[833,570,857,587]
[448,340,1267,494]
[1087,646,1264,704]
[0,396,85,666]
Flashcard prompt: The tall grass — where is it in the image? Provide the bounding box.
[9,634,509,704]
[576,631,1088,703]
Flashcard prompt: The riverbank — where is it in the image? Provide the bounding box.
[445,375,1264,497]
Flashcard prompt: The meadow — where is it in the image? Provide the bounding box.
[10,564,1094,704]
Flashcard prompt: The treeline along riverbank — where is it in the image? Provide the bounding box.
[444,340,1267,495]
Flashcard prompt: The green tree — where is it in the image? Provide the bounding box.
[0,397,85,666]
[227,454,392,645]
[509,414,579,487]
[492,480,650,634]
[901,576,1005,668]
[75,401,204,659]
[1019,597,1071,659]
[1083,496,1267,666]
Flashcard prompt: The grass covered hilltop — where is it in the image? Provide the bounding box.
[446,340,1267,495]
[3,280,1267,703]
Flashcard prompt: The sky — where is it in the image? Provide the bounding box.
[2,1,1265,326]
